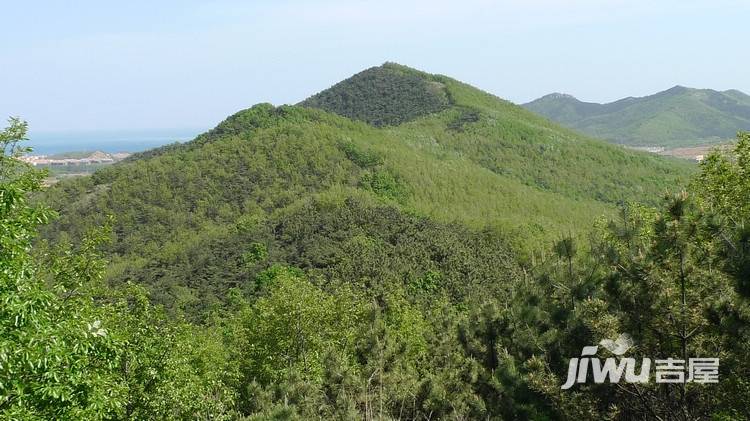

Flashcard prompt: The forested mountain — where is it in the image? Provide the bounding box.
[300,63,451,126]
[8,65,749,419]
[41,63,693,312]
[524,86,750,147]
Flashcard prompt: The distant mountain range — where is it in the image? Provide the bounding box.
[523,86,750,147]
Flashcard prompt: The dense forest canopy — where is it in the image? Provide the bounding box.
[300,63,451,127]
[40,65,694,313]
[3,64,749,419]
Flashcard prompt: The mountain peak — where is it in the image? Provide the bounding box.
[300,63,451,127]
[541,92,578,101]
[661,85,694,95]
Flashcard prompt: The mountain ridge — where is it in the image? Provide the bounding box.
[524,85,750,147]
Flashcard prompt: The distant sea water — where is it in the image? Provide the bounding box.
[26,128,205,155]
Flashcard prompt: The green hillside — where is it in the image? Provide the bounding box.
[41,64,694,311]
[10,66,750,420]
[300,62,450,126]
[524,86,750,147]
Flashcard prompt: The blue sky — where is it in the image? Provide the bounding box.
[1,0,748,131]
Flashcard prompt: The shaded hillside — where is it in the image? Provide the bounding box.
[301,64,694,206]
[524,86,750,147]
[300,62,451,126]
[42,63,694,313]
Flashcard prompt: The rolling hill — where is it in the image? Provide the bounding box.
[41,63,695,313]
[524,86,750,147]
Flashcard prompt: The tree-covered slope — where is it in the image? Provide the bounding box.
[9,107,750,419]
[41,64,694,313]
[524,86,750,147]
[299,62,450,126]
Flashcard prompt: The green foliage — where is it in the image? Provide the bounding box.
[266,196,521,302]
[695,132,750,297]
[1,119,238,419]
[252,264,304,292]
[337,139,383,168]
[236,269,365,387]
[103,283,237,418]
[242,242,268,266]
[408,270,441,294]
[359,169,407,202]
[446,106,482,132]
[1,119,125,419]
[518,136,750,418]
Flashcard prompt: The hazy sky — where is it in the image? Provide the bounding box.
[2,0,748,131]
